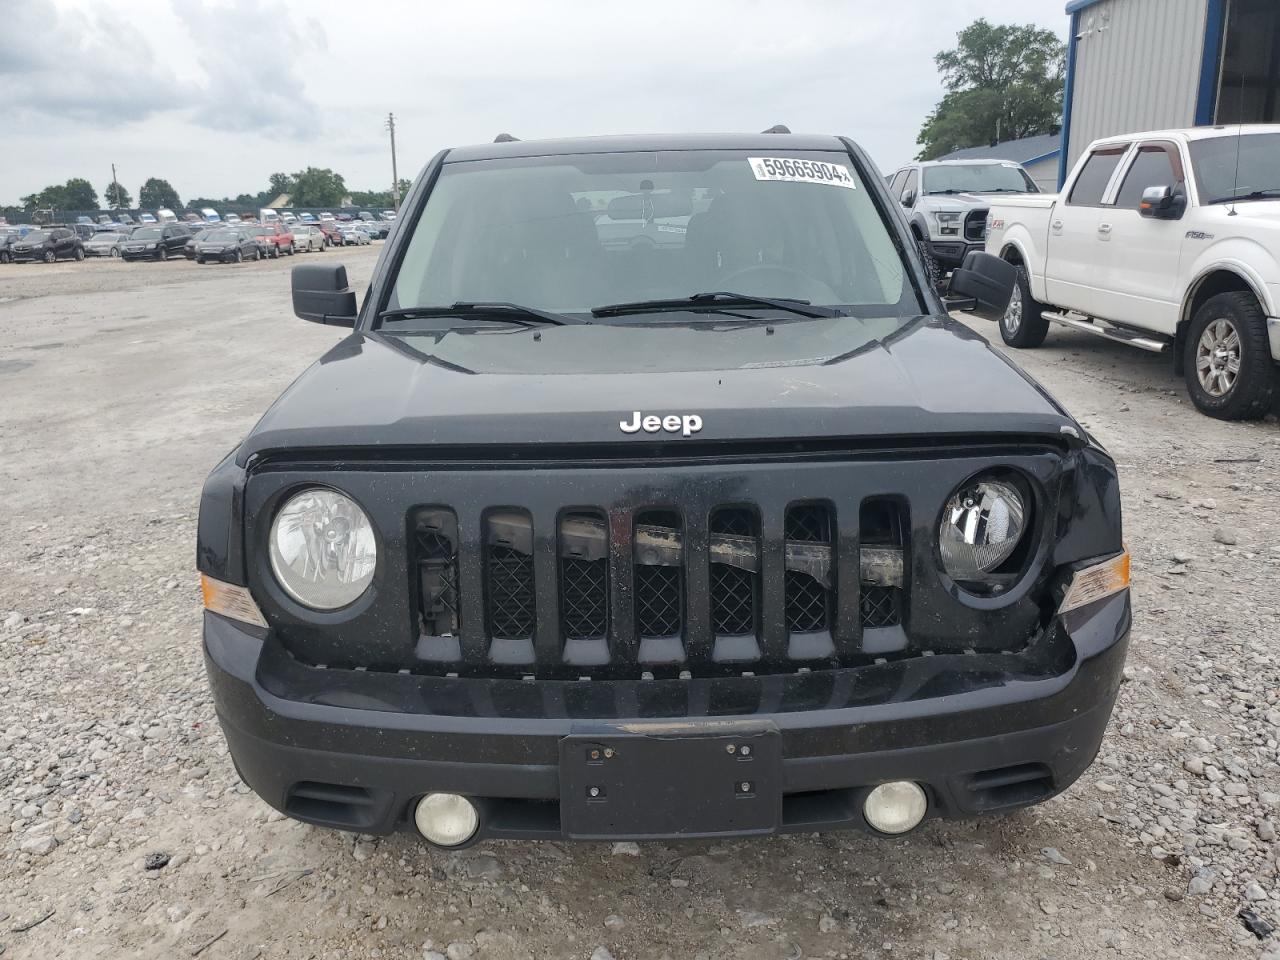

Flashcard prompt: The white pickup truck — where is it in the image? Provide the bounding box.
[984,125,1280,420]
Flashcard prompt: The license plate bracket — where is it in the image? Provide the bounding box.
[559,724,781,840]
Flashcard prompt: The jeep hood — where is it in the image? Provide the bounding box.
[239,315,1074,459]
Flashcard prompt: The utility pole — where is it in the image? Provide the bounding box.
[111,163,121,210]
[386,113,400,212]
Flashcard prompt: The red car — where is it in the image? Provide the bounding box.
[312,222,343,247]
[252,221,296,257]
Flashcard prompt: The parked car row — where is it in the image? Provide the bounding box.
[0,218,385,265]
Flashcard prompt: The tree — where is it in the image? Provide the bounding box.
[288,167,347,207]
[19,178,99,212]
[139,177,181,211]
[267,172,294,200]
[916,19,1065,161]
[104,181,132,209]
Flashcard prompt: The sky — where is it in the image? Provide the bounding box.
[1,0,1070,206]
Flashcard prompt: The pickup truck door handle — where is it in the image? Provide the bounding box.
[1051,219,1064,233]
[1097,222,1113,236]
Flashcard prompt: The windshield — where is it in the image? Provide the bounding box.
[93,232,125,242]
[132,227,162,240]
[387,150,916,320]
[205,229,239,241]
[23,231,50,242]
[923,163,1037,194]
[1190,133,1280,202]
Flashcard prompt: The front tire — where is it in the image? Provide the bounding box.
[235,249,244,264]
[999,265,1051,348]
[43,250,56,264]
[110,247,120,258]
[74,247,85,261]
[1184,292,1276,420]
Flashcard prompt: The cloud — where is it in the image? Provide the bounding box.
[172,0,325,138]
[0,1,195,127]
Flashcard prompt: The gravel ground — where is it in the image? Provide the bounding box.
[0,250,1277,960]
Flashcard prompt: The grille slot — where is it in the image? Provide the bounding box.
[560,512,608,640]
[709,508,759,637]
[859,499,906,630]
[635,511,683,639]
[415,509,460,638]
[485,511,536,641]
[784,504,832,633]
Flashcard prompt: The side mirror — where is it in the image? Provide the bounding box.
[292,263,357,326]
[1139,185,1186,219]
[945,251,1017,321]
[901,189,917,208]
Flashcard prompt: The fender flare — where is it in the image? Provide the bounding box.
[1180,260,1276,326]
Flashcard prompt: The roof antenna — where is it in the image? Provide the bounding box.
[494,133,519,143]
[761,124,790,134]
[1227,50,1245,217]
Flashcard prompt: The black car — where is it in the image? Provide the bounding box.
[193,227,263,263]
[198,132,1129,848]
[9,226,84,263]
[0,228,21,263]
[121,224,190,261]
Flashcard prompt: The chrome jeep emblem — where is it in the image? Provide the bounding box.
[619,411,703,437]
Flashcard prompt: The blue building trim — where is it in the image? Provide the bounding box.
[1194,0,1227,125]
[1024,150,1062,166]
[1058,10,1081,188]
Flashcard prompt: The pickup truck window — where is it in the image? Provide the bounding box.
[1190,133,1280,203]
[1067,148,1127,206]
[389,150,917,321]
[1113,145,1180,210]
[899,168,919,202]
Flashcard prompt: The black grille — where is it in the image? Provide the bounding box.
[636,565,682,637]
[710,509,758,636]
[784,504,831,633]
[416,509,459,637]
[562,557,607,639]
[964,209,988,242]
[859,498,905,629]
[487,545,536,640]
[860,585,900,628]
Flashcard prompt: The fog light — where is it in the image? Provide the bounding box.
[863,781,928,835]
[413,793,478,846]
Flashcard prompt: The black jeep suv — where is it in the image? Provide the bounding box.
[198,132,1129,847]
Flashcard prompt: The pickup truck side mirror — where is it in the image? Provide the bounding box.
[945,251,1017,322]
[901,189,917,208]
[1139,185,1186,220]
[292,263,357,326]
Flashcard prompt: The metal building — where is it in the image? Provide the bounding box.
[1061,0,1280,183]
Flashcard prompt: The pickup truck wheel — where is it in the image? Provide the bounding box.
[915,240,941,291]
[999,266,1050,348]
[1185,292,1276,420]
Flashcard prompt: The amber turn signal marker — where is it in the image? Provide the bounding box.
[1058,550,1130,615]
[201,574,268,628]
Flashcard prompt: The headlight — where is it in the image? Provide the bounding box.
[934,211,961,225]
[938,477,1027,583]
[146,242,158,249]
[269,488,377,609]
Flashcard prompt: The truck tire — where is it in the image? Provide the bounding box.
[999,265,1050,349]
[916,240,941,291]
[1184,292,1276,421]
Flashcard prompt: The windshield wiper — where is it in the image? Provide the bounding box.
[1208,188,1280,205]
[378,301,589,327]
[591,291,843,319]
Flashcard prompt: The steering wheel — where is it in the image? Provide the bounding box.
[717,263,839,303]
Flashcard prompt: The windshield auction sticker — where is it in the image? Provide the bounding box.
[749,157,857,189]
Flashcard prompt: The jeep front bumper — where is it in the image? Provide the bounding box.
[204,589,1130,842]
